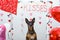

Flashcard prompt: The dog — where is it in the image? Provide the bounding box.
[25,18,37,40]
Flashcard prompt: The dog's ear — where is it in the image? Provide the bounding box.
[32,18,35,23]
[25,18,29,23]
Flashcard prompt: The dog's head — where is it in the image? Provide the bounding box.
[25,18,35,31]
[25,18,35,26]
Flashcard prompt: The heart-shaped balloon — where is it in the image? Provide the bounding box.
[51,6,60,22]
[49,27,60,40]
[0,0,18,15]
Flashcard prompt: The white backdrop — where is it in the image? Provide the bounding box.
[0,0,60,40]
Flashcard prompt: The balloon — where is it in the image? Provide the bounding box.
[0,0,18,15]
[0,24,6,40]
[49,27,60,40]
[51,6,60,22]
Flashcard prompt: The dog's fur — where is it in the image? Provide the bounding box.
[25,18,37,40]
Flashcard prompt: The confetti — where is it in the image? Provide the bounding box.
[48,24,50,26]
[39,21,41,24]
[30,13,32,16]
[0,13,3,16]
[48,1,53,4]
[50,26,52,28]
[21,24,24,27]
[20,6,23,8]
[39,16,41,19]
[8,20,11,22]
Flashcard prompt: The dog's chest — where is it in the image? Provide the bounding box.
[27,33,36,40]
[30,36,35,40]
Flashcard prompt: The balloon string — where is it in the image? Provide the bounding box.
[10,14,14,40]
[8,14,14,40]
[18,1,21,3]
[46,19,51,40]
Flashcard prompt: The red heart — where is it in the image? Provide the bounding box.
[0,0,18,15]
[51,6,60,22]
[49,27,60,40]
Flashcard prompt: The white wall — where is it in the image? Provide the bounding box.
[0,0,60,40]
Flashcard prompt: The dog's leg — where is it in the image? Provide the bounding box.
[35,37,37,40]
[33,33,37,40]
[34,34,37,40]
[26,37,29,40]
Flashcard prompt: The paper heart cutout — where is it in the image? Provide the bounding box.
[51,6,60,22]
[0,0,18,15]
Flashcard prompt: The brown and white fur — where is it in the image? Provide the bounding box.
[25,18,37,40]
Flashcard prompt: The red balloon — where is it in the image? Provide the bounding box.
[51,6,60,22]
[49,27,60,40]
